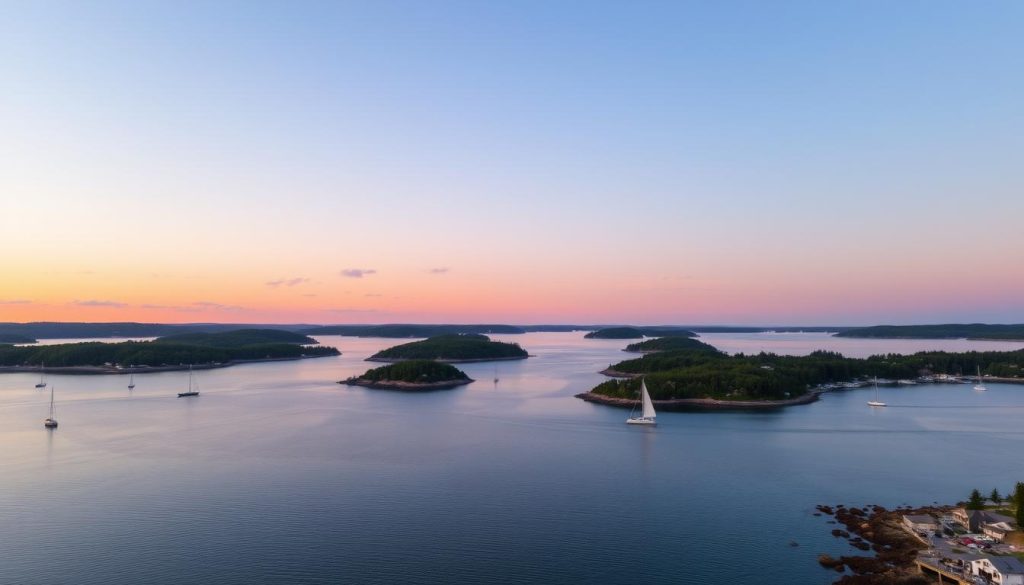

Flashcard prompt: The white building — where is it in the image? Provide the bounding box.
[970,557,1024,585]
[902,514,938,534]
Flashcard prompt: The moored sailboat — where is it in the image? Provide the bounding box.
[627,379,657,425]
[35,363,47,388]
[867,377,886,407]
[128,373,135,390]
[177,366,200,398]
[973,366,987,391]
[44,386,58,428]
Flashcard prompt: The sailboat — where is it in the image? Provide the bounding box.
[35,363,47,388]
[177,366,199,398]
[973,366,987,391]
[493,366,499,385]
[627,379,657,425]
[867,377,886,407]
[44,386,58,428]
[128,373,135,390]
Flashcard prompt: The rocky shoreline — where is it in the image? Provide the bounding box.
[575,390,821,411]
[815,503,943,584]
[340,377,474,391]
[0,354,338,375]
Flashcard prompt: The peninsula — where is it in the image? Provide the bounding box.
[0,328,340,373]
[366,334,528,363]
[578,344,1024,411]
[341,360,473,390]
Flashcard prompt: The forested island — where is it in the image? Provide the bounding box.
[367,334,528,362]
[835,324,1024,340]
[579,343,1024,410]
[341,360,473,390]
[624,336,716,353]
[0,329,339,373]
[305,324,525,337]
[584,327,696,339]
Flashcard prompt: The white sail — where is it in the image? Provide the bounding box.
[640,380,656,419]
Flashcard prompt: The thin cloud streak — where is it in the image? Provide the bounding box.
[72,299,128,308]
[266,277,310,288]
[340,269,377,278]
[0,299,32,305]
[427,267,450,275]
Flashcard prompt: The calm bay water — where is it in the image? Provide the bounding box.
[1,332,1022,584]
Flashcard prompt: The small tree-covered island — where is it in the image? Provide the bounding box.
[341,360,473,390]
[584,327,696,339]
[577,340,1024,411]
[0,329,340,373]
[366,334,528,363]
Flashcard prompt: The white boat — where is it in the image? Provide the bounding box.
[867,377,886,407]
[627,379,657,425]
[44,386,58,428]
[128,373,135,390]
[973,366,986,391]
[35,363,47,388]
[177,366,200,398]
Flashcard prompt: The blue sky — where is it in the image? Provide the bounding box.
[1,1,1022,324]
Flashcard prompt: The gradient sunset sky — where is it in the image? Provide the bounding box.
[2,1,1022,325]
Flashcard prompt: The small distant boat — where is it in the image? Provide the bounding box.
[128,373,135,390]
[35,363,47,388]
[493,366,499,385]
[973,366,987,392]
[627,379,657,425]
[177,366,200,398]
[44,386,58,428]
[867,377,886,407]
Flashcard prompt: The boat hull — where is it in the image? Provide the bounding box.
[867,401,886,407]
[43,418,58,428]
[626,417,657,425]
[35,384,46,388]
[177,392,199,398]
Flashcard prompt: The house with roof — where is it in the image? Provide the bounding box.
[953,508,1016,533]
[969,556,1024,585]
[903,514,938,534]
[982,521,1016,542]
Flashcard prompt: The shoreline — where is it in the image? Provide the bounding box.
[0,353,338,375]
[575,390,821,411]
[365,355,529,364]
[340,377,474,391]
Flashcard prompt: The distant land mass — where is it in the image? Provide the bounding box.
[367,334,528,363]
[341,360,472,390]
[835,324,1024,341]
[156,329,318,347]
[585,327,697,339]
[0,321,315,340]
[304,324,525,337]
[0,333,37,344]
[0,328,338,372]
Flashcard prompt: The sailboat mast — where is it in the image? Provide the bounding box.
[49,386,55,418]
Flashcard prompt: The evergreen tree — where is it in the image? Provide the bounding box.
[991,488,1002,505]
[968,489,985,510]
[1016,482,1024,527]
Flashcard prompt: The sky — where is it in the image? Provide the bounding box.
[1,1,1022,326]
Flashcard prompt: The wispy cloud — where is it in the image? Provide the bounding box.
[192,301,246,311]
[327,308,380,314]
[266,277,310,288]
[72,299,128,308]
[0,299,32,305]
[340,268,377,278]
[364,293,384,298]
[427,267,450,275]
